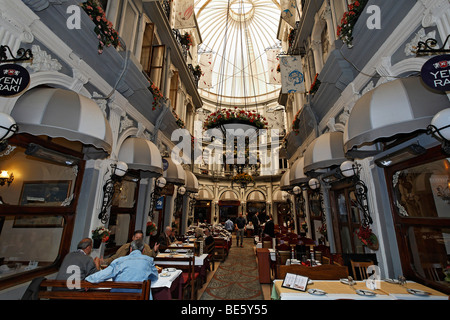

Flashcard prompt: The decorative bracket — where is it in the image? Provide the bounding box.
[0,45,33,63]
[415,35,450,55]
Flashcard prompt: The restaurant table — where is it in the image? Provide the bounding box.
[271,279,449,300]
[156,253,209,283]
[151,269,183,300]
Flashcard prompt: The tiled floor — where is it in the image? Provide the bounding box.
[198,236,272,300]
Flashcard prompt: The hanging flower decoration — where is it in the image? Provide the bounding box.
[336,0,368,48]
[203,108,268,130]
[276,64,281,73]
[81,0,120,54]
[148,81,164,110]
[309,73,321,95]
[92,226,111,243]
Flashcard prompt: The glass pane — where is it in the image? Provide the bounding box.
[107,214,131,249]
[393,158,450,218]
[337,193,347,223]
[0,215,62,279]
[0,145,78,206]
[341,226,352,254]
[112,180,137,208]
[309,192,322,217]
[349,191,362,224]
[407,226,450,291]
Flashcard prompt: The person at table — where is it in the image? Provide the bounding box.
[55,238,100,288]
[235,212,247,247]
[85,239,159,300]
[101,230,159,266]
[224,218,234,232]
[204,228,214,246]
[252,211,261,238]
[263,214,275,238]
[157,226,181,250]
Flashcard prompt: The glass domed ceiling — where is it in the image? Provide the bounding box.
[195,0,281,105]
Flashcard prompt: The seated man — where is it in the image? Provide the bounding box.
[55,238,100,289]
[157,226,181,250]
[85,240,159,299]
[102,230,159,266]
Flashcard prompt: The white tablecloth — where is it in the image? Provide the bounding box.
[151,270,182,289]
[156,253,208,266]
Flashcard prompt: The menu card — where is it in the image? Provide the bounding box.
[282,273,309,291]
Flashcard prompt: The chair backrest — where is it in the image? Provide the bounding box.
[278,264,349,280]
[277,250,291,265]
[350,260,374,280]
[275,243,290,251]
[422,263,443,281]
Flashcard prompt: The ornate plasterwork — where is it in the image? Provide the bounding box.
[405,28,436,56]
[24,45,62,72]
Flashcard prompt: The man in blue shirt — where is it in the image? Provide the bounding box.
[224,218,234,232]
[85,239,159,299]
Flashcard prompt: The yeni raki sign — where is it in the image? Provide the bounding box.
[0,63,30,97]
[421,54,450,91]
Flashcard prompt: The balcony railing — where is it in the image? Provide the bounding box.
[162,0,171,21]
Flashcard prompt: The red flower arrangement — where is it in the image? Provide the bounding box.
[356,225,378,250]
[81,0,120,54]
[203,108,268,130]
[148,81,164,110]
[336,0,368,48]
[309,73,321,95]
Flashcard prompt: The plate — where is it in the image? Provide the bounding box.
[160,272,170,277]
[163,268,176,272]
[340,278,355,285]
[407,289,430,296]
[356,289,376,296]
[308,288,326,295]
[385,278,401,284]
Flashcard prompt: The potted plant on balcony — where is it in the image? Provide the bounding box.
[309,73,321,95]
[336,0,368,48]
[81,0,120,54]
[148,81,164,110]
[193,65,202,77]
[180,32,193,48]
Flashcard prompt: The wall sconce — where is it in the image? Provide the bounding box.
[0,113,18,152]
[148,177,167,219]
[178,186,186,196]
[340,160,361,178]
[427,108,450,155]
[0,170,13,186]
[98,161,128,224]
[339,160,373,225]
[308,178,321,190]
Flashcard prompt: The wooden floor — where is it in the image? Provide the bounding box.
[198,235,272,300]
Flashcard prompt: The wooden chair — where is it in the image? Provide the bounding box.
[37,279,151,300]
[154,256,198,300]
[350,260,374,280]
[214,238,228,262]
[277,264,349,280]
[205,240,216,271]
[422,263,444,282]
[262,235,273,249]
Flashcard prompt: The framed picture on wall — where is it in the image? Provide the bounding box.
[13,215,64,228]
[19,180,72,206]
